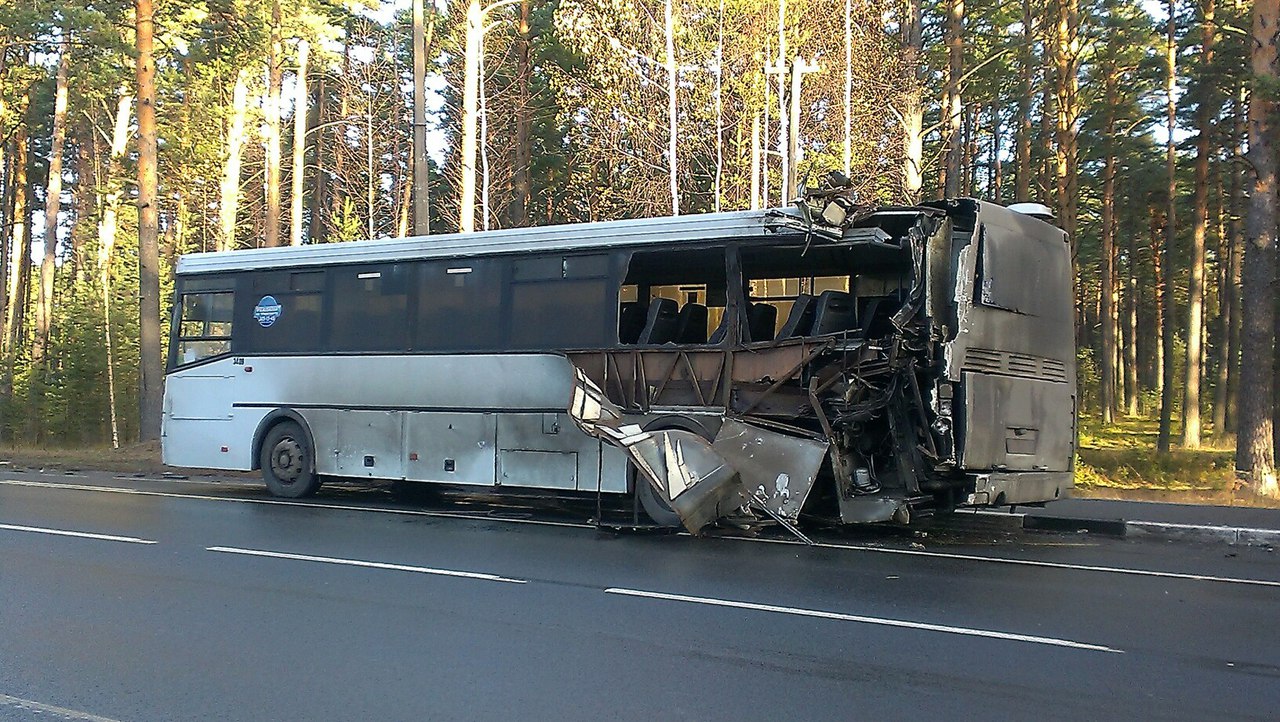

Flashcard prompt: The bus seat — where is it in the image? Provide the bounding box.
[811,290,856,336]
[618,301,646,344]
[777,293,817,338]
[708,313,729,344]
[747,302,778,342]
[856,296,893,337]
[637,297,680,344]
[675,302,709,344]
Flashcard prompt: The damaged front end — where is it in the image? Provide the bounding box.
[568,185,1076,535]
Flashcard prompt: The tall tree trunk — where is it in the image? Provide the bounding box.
[290,39,309,247]
[942,0,964,198]
[397,159,412,238]
[1237,0,1278,493]
[990,102,1002,203]
[1183,0,1216,448]
[775,0,788,203]
[1038,83,1055,199]
[509,0,532,227]
[71,124,96,284]
[1053,0,1079,239]
[1100,71,1118,424]
[900,0,924,202]
[1015,0,1033,201]
[1225,86,1246,433]
[136,0,163,442]
[1157,0,1177,454]
[460,0,481,232]
[1151,206,1165,406]
[842,0,852,177]
[1213,166,1233,434]
[3,127,27,357]
[714,0,723,212]
[665,0,679,215]
[98,89,132,449]
[308,72,326,243]
[32,43,70,372]
[412,0,432,235]
[0,133,12,347]
[750,113,761,208]
[1124,220,1140,416]
[331,25,351,228]
[218,69,249,252]
[264,0,283,247]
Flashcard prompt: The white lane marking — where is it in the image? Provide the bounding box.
[0,522,156,545]
[6,478,1280,590]
[0,478,593,529]
[0,692,125,722]
[729,535,1280,588]
[207,546,527,584]
[606,587,1123,654]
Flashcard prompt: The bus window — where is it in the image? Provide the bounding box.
[416,259,503,351]
[508,254,613,350]
[328,264,412,352]
[175,291,234,366]
[235,270,325,354]
[619,248,726,345]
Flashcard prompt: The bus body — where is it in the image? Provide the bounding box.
[163,195,1075,531]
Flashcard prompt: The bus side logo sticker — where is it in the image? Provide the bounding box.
[254,295,283,327]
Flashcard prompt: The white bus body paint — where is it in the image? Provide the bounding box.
[606,588,1123,653]
[0,693,126,722]
[0,522,156,545]
[207,546,528,584]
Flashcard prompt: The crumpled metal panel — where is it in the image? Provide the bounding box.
[711,419,829,521]
[567,368,831,533]
[619,427,744,533]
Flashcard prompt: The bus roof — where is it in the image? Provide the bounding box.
[176,207,810,276]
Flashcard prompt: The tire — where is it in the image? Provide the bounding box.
[634,469,682,527]
[259,420,321,498]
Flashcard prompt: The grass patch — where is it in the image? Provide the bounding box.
[0,441,169,474]
[1075,415,1280,508]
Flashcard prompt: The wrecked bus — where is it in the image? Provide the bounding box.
[163,193,1075,534]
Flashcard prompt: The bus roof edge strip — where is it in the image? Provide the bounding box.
[177,208,803,276]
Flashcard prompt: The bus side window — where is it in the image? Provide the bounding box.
[329,265,411,352]
[508,254,612,350]
[416,259,503,351]
[176,291,234,366]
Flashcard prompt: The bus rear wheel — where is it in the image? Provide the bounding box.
[260,421,321,498]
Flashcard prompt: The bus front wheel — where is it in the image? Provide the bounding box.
[260,421,321,498]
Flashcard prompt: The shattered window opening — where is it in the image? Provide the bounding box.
[618,247,728,346]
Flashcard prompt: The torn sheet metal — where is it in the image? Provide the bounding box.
[711,419,828,522]
[618,427,745,534]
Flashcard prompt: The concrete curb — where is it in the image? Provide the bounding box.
[967,509,1280,547]
[1122,520,1280,547]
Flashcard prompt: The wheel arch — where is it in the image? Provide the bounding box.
[251,408,317,473]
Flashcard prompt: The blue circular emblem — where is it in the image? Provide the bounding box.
[254,295,283,327]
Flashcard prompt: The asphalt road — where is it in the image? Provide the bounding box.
[2,469,1278,721]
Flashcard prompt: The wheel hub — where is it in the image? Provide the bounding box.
[271,438,304,484]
